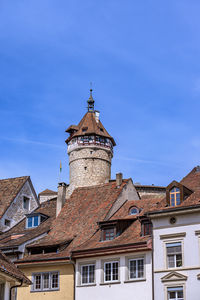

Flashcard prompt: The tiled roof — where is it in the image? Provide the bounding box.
[38,189,57,195]
[65,111,116,145]
[0,199,56,249]
[17,180,134,262]
[0,250,31,284]
[180,166,200,191]
[0,176,29,219]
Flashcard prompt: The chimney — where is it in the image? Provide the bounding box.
[56,182,67,217]
[95,110,100,123]
[116,173,123,187]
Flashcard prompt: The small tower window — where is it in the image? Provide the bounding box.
[129,206,139,215]
[170,187,180,206]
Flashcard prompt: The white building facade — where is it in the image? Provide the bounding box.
[75,251,153,300]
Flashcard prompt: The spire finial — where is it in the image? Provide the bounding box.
[87,83,95,112]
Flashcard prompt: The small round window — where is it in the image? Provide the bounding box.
[129,206,139,215]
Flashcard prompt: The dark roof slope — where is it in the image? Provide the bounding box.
[0,176,29,219]
[0,250,31,284]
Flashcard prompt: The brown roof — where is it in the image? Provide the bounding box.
[180,166,200,191]
[17,180,136,262]
[0,250,31,284]
[0,199,56,249]
[38,189,57,196]
[0,176,29,219]
[65,112,116,145]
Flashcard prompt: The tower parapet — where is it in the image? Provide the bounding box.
[65,90,116,196]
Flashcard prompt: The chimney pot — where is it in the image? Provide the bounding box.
[116,173,123,187]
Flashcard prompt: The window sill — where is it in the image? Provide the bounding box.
[100,281,121,285]
[124,278,146,283]
[77,284,96,287]
[31,289,59,293]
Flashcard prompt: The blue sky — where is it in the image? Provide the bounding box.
[0,0,200,194]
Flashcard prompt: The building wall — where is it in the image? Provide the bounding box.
[152,212,200,300]
[17,263,74,300]
[75,251,152,300]
[0,180,39,232]
[67,146,112,197]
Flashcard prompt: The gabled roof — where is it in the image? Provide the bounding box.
[38,189,57,196]
[0,176,29,219]
[180,166,200,191]
[65,111,116,146]
[0,199,56,249]
[0,250,31,285]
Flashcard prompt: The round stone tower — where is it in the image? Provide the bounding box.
[65,89,116,195]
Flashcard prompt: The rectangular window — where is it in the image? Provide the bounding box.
[167,287,184,300]
[32,272,59,292]
[81,264,95,285]
[166,242,182,268]
[27,215,40,228]
[104,261,119,282]
[23,196,30,210]
[129,258,144,279]
[103,228,115,241]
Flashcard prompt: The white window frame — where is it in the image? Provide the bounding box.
[166,285,184,300]
[129,258,144,280]
[31,271,59,292]
[104,260,119,283]
[80,264,95,286]
[166,241,183,269]
[26,215,41,229]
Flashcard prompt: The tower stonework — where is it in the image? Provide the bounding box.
[65,90,116,197]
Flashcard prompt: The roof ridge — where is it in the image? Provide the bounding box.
[0,175,30,182]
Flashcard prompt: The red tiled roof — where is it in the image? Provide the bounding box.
[0,176,29,219]
[180,166,200,191]
[0,250,31,284]
[65,112,116,145]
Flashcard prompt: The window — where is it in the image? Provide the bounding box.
[141,222,152,236]
[104,261,119,282]
[167,287,184,300]
[129,206,139,215]
[170,187,180,206]
[102,227,115,241]
[166,242,182,268]
[23,196,30,210]
[27,215,40,228]
[32,272,59,292]
[4,219,10,227]
[129,258,144,279]
[81,264,95,285]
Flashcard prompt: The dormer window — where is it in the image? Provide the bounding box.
[103,227,115,241]
[170,187,180,206]
[141,221,152,236]
[23,196,30,210]
[129,206,139,215]
[26,214,47,229]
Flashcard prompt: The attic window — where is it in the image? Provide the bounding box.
[141,222,152,236]
[4,219,10,227]
[100,128,104,132]
[82,127,88,132]
[102,227,115,241]
[23,196,30,210]
[129,206,139,215]
[170,187,180,206]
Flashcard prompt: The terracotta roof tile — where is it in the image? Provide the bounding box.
[38,189,57,196]
[0,176,29,219]
[0,250,31,284]
[66,112,116,145]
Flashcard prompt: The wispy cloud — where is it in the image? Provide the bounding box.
[0,137,64,149]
